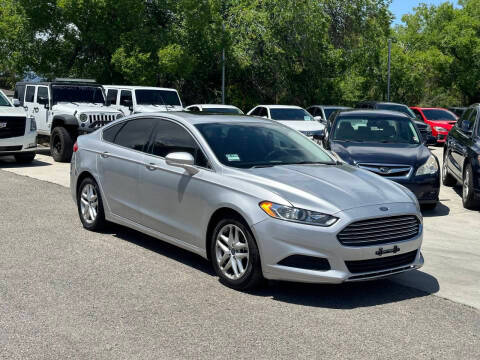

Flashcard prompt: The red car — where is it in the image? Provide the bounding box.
[410,107,458,144]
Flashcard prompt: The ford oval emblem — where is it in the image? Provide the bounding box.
[379,207,389,212]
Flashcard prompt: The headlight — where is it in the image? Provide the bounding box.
[415,155,439,176]
[434,126,448,132]
[29,117,36,131]
[116,113,123,120]
[79,113,88,122]
[259,201,338,227]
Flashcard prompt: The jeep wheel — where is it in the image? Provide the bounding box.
[14,153,36,163]
[51,126,73,162]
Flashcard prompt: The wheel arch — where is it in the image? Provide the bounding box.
[51,115,78,133]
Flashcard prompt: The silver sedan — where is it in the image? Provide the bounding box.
[71,112,424,289]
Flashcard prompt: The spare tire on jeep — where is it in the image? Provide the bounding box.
[51,126,74,162]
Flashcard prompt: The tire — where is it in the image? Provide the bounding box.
[421,203,437,211]
[210,217,264,290]
[442,153,456,186]
[77,177,106,231]
[14,153,35,163]
[462,163,479,209]
[51,126,74,162]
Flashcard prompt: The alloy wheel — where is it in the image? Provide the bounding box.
[463,169,470,200]
[80,184,99,224]
[215,224,250,280]
[442,160,448,181]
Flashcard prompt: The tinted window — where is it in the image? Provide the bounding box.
[120,90,132,106]
[376,103,416,118]
[307,107,317,116]
[258,107,268,117]
[106,89,118,105]
[463,109,477,132]
[333,116,420,144]
[411,108,424,122]
[324,108,341,120]
[135,89,181,106]
[14,85,25,103]
[270,108,314,121]
[457,108,473,132]
[195,122,335,169]
[36,86,49,101]
[149,120,208,167]
[202,107,243,114]
[250,107,260,116]
[51,85,105,104]
[25,86,35,103]
[113,118,156,151]
[103,122,124,143]
[422,109,457,121]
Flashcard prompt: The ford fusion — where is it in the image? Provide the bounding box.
[323,110,440,210]
[71,112,424,290]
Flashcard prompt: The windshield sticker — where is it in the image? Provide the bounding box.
[226,154,240,162]
[304,116,311,121]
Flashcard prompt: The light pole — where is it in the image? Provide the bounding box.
[222,22,225,104]
[387,39,391,102]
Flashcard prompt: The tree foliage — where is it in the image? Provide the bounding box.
[1,0,479,108]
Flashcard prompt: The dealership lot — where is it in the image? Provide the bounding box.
[0,147,479,359]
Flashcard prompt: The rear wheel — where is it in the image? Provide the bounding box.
[462,164,479,209]
[14,153,35,163]
[210,218,264,290]
[442,153,456,186]
[51,126,74,162]
[77,177,106,231]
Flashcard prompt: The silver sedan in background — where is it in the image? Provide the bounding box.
[71,112,424,290]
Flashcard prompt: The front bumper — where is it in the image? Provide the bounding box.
[393,174,440,204]
[434,131,448,143]
[252,202,423,284]
[0,132,37,155]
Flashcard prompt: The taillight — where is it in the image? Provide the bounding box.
[73,142,78,152]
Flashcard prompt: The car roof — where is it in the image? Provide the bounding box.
[310,105,350,109]
[103,85,178,92]
[411,107,450,110]
[189,104,240,109]
[335,109,412,119]
[256,105,304,109]
[129,111,272,125]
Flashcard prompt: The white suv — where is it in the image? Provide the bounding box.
[14,79,123,162]
[247,105,325,140]
[0,90,37,163]
[104,86,183,115]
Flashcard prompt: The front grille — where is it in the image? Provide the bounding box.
[0,145,22,151]
[338,215,420,247]
[345,250,418,274]
[358,163,412,178]
[0,117,26,139]
[88,114,116,129]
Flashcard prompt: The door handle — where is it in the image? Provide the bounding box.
[146,163,157,171]
[33,107,39,113]
[101,152,110,159]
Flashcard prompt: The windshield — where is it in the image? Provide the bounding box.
[203,107,243,114]
[422,109,457,121]
[0,92,11,107]
[270,108,314,121]
[195,122,335,168]
[376,103,415,118]
[52,85,105,104]
[135,89,181,106]
[333,116,420,145]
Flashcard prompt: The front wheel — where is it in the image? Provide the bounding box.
[210,218,264,290]
[77,177,106,231]
[462,164,479,209]
[14,153,35,163]
[51,126,74,162]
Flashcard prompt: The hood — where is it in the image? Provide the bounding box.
[0,106,26,117]
[277,120,325,133]
[427,120,456,130]
[133,104,184,113]
[331,142,430,168]
[230,164,413,214]
[52,102,121,114]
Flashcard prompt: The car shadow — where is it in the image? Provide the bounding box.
[0,156,52,169]
[102,223,439,309]
[421,201,450,217]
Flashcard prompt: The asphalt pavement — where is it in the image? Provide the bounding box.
[0,153,479,359]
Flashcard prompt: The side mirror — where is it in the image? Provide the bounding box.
[165,152,199,175]
[314,116,326,123]
[13,98,21,107]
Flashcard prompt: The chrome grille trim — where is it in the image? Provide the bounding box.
[87,114,116,128]
[338,215,420,247]
[357,163,413,179]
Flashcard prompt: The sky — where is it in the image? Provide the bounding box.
[390,0,455,24]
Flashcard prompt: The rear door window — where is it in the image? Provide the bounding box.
[120,90,133,106]
[36,86,49,102]
[112,118,157,152]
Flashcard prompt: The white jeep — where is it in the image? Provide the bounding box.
[103,85,183,115]
[0,90,37,163]
[14,79,123,162]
